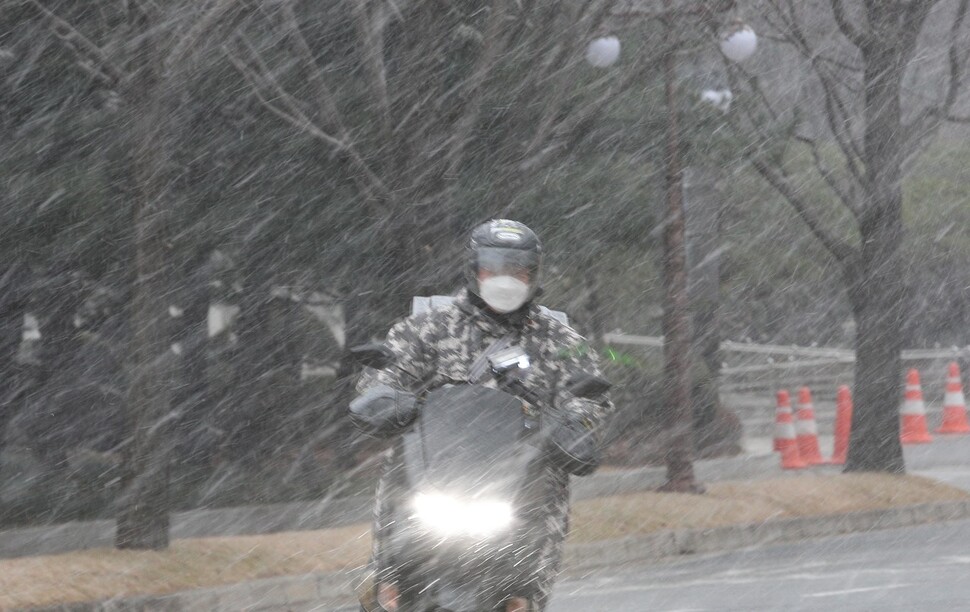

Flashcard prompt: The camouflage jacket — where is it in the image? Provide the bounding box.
[356,290,612,429]
[355,291,613,606]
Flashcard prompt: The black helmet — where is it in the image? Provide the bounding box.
[467,220,542,313]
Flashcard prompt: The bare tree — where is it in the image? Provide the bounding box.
[728,0,970,471]
[228,1,651,462]
[29,0,245,549]
[227,1,652,323]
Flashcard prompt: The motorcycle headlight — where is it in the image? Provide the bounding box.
[412,493,514,538]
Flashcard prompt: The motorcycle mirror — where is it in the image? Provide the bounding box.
[566,373,611,399]
[349,343,397,369]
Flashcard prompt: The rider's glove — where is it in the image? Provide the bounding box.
[546,415,600,476]
[349,384,419,438]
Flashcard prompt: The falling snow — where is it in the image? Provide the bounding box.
[2,1,970,609]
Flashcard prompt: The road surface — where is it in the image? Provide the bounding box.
[549,518,970,611]
[548,437,970,611]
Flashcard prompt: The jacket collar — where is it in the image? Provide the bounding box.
[456,289,538,331]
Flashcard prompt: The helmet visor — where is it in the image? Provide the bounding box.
[475,247,540,285]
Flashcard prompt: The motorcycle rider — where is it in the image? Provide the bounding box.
[352,219,614,611]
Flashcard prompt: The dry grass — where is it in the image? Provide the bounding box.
[0,524,372,610]
[569,473,970,542]
[2,474,967,609]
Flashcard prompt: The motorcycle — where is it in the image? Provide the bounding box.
[351,343,609,611]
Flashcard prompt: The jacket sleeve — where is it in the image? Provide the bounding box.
[551,326,614,434]
[354,316,434,587]
[355,315,435,395]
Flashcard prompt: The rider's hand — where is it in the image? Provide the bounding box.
[378,582,400,611]
[547,415,600,475]
[349,385,419,437]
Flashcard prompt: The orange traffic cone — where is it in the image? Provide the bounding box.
[900,368,933,444]
[774,390,806,470]
[830,385,852,465]
[773,389,793,451]
[937,361,970,434]
[795,386,826,465]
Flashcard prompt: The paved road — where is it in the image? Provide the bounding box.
[913,465,970,492]
[547,438,970,612]
[743,432,969,474]
[326,438,970,612]
[548,519,970,611]
[906,435,970,489]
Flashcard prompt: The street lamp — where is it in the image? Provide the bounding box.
[591,3,756,494]
[586,36,622,68]
[719,20,758,62]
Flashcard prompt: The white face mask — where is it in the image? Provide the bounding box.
[479,276,530,313]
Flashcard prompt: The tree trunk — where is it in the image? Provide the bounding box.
[684,165,740,458]
[844,35,908,474]
[684,167,722,373]
[115,176,177,548]
[846,288,905,472]
[115,9,176,550]
[0,265,26,457]
[331,289,379,469]
[227,280,303,463]
[657,33,700,493]
[844,216,907,473]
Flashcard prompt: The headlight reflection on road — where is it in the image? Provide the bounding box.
[412,492,513,538]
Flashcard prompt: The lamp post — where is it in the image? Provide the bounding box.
[660,4,756,494]
[593,2,756,493]
[658,11,696,491]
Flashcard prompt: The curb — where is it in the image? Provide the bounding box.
[0,496,374,559]
[21,500,970,612]
[562,499,970,573]
[572,452,781,501]
[0,453,780,559]
[27,442,956,561]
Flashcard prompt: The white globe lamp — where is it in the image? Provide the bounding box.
[719,21,757,63]
[700,88,733,113]
[586,36,621,68]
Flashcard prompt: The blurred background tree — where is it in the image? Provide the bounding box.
[1,0,969,540]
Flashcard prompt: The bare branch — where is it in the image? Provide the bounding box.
[720,58,859,263]
[746,154,857,263]
[812,61,866,185]
[243,4,402,207]
[610,0,737,20]
[165,0,243,71]
[761,2,862,79]
[442,0,507,180]
[351,0,392,136]
[578,0,621,28]
[725,61,782,125]
[7,25,52,91]
[795,132,863,220]
[392,90,436,135]
[728,80,783,150]
[829,0,870,49]
[277,3,357,144]
[521,0,619,160]
[519,50,649,173]
[761,0,867,179]
[28,0,126,85]
[225,52,344,149]
[903,0,970,148]
[226,42,390,202]
[902,1,943,52]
